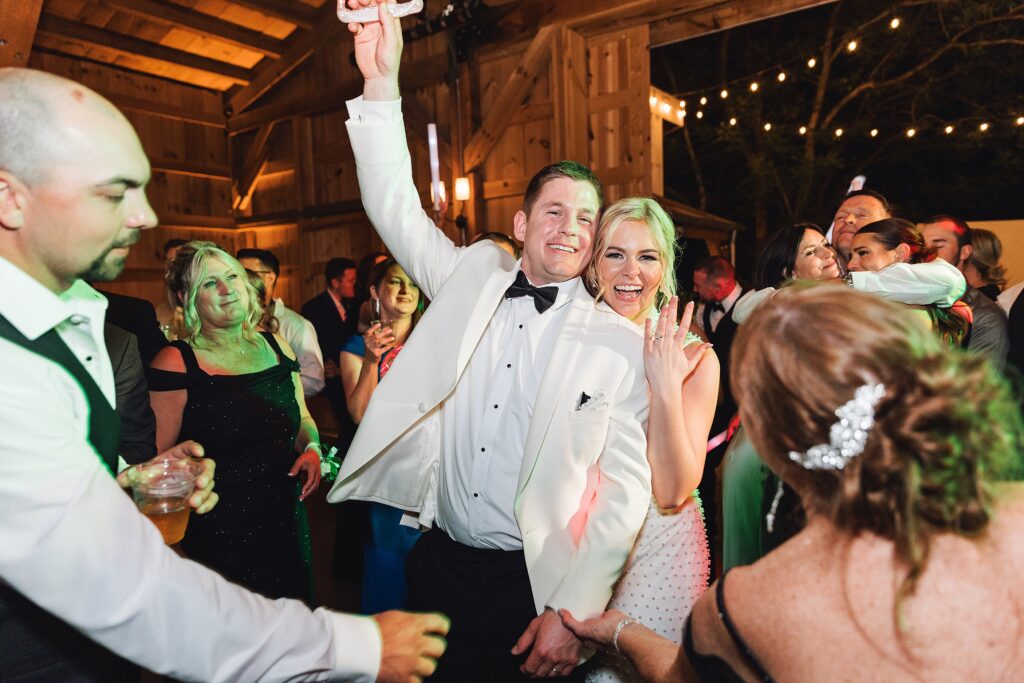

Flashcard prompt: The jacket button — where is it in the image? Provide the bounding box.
[418,402,428,413]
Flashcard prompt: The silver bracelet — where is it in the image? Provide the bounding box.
[303,442,323,459]
[612,617,639,653]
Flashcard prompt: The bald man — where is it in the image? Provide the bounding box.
[0,68,446,682]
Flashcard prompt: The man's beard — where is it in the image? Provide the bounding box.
[80,235,138,282]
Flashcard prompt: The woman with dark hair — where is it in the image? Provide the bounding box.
[354,251,389,332]
[339,258,424,612]
[850,218,968,346]
[752,223,839,289]
[149,242,321,602]
[964,228,1008,301]
[561,284,1024,681]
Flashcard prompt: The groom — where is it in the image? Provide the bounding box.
[329,2,651,680]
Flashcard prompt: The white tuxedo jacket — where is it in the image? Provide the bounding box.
[328,99,651,618]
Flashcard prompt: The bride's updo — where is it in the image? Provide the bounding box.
[731,284,1023,597]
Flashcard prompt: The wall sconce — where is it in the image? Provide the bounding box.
[454,177,471,201]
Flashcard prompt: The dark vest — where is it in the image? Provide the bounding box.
[0,314,136,682]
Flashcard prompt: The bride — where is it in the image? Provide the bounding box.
[583,197,719,682]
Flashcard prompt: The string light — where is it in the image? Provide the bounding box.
[679,100,686,108]
[799,125,808,135]
[777,72,786,82]
[1016,116,1024,126]
[700,96,708,106]
[890,17,900,29]
[945,125,954,134]
[677,109,685,120]
[660,102,671,115]
[808,57,817,68]
[906,128,916,138]
[847,40,858,52]
[979,122,990,132]
[649,95,658,107]
[696,110,704,119]
[764,122,773,132]
[870,128,879,137]
[720,89,729,99]
[835,128,844,137]
[729,117,737,126]
[749,82,759,92]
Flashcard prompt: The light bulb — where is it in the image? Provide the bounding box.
[847,40,858,52]
[1016,116,1024,126]
[835,128,844,137]
[729,117,737,126]
[944,125,954,134]
[649,95,658,108]
[799,125,807,135]
[660,102,671,115]
[749,82,759,92]
[700,96,708,106]
[764,123,772,132]
[777,72,786,82]
[890,17,900,29]
[808,57,817,68]
[696,110,704,119]
[719,89,729,99]
[870,128,878,137]
[906,128,916,138]
[679,100,686,108]
[980,122,990,132]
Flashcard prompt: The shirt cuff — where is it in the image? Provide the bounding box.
[319,609,382,682]
[848,271,879,293]
[346,96,404,126]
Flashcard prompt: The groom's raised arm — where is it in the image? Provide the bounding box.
[344,2,460,300]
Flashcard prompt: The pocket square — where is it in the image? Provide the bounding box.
[576,390,608,411]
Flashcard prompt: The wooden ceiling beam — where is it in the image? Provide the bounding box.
[36,13,253,84]
[0,0,44,67]
[227,0,319,30]
[93,0,287,58]
[105,92,226,128]
[227,3,345,115]
[233,122,277,211]
[462,25,557,172]
[649,0,836,48]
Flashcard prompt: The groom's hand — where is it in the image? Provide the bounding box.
[512,608,581,678]
[344,0,403,101]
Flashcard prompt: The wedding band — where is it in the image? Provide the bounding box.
[550,667,560,676]
[652,334,664,341]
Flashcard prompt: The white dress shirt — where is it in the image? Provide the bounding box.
[273,298,326,396]
[696,283,742,334]
[0,256,380,682]
[850,259,966,307]
[436,273,576,550]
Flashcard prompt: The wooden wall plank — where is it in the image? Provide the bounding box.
[0,0,44,67]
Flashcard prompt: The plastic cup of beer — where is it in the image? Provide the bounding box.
[126,458,203,544]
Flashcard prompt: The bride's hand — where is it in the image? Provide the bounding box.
[557,608,628,652]
[644,297,713,397]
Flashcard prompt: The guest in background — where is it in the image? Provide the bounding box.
[922,216,1008,367]
[354,251,389,332]
[562,285,1024,682]
[472,231,521,259]
[340,259,424,613]
[95,288,167,366]
[155,238,189,334]
[238,248,325,397]
[964,228,1008,301]
[104,323,157,465]
[829,188,894,262]
[150,242,321,602]
[302,257,358,437]
[691,256,743,576]
[245,268,278,333]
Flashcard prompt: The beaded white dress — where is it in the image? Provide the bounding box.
[585,494,710,682]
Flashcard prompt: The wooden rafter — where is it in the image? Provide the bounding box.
[233,122,277,211]
[227,3,344,115]
[462,25,557,172]
[36,13,253,84]
[650,0,836,48]
[94,0,287,58]
[228,0,318,30]
[104,92,226,128]
[0,0,44,67]
[151,159,231,181]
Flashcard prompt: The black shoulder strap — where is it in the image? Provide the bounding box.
[716,572,774,682]
[0,313,121,476]
[169,339,202,375]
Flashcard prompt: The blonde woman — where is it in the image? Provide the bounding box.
[583,198,718,683]
[149,242,321,602]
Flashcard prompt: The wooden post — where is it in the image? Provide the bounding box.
[552,27,589,163]
[0,0,43,67]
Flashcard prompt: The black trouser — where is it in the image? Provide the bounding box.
[406,529,584,682]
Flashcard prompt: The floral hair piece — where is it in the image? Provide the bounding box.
[788,382,886,470]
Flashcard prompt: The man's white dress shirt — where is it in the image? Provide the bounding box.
[273,297,326,396]
[437,274,576,550]
[0,256,380,682]
[696,283,742,334]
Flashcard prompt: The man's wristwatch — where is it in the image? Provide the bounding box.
[842,272,855,287]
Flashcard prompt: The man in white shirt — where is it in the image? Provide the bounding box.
[0,67,446,682]
[330,5,650,680]
[238,247,327,396]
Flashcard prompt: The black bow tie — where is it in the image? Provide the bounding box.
[710,301,726,313]
[504,271,558,314]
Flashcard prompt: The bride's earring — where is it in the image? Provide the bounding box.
[766,478,785,533]
[373,297,381,320]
